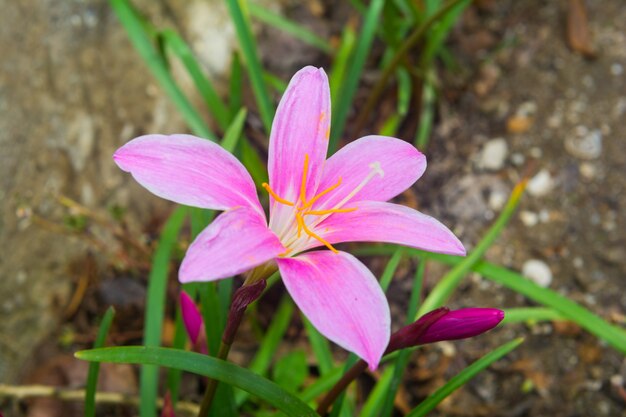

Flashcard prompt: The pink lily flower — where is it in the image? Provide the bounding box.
[113,66,465,370]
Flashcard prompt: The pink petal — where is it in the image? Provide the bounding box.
[179,207,285,283]
[267,67,331,208]
[114,134,264,218]
[277,251,390,370]
[316,201,466,256]
[179,292,203,343]
[313,136,426,209]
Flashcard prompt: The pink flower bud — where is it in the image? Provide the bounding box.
[179,291,208,354]
[160,391,176,417]
[388,307,504,352]
[417,308,504,345]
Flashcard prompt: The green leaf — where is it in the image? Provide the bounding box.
[166,303,188,406]
[414,73,436,149]
[407,338,523,417]
[221,108,248,153]
[76,347,319,417]
[226,0,274,133]
[418,181,526,316]
[84,307,115,417]
[273,350,309,392]
[299,366,343,403]
[379,249,403,291]
[378,261,426,417]
[303,316,334,376]
[329,0,385,153]
[329,25,356,102]
[235,296,294,406]
[359,366,394,417]
[239,139,269,187]
[110,0,216,141]
[248,3,332,53]
[159,28,230,129]
[503,307,566,324]
[139,206,187,417]
[229,52,243,119]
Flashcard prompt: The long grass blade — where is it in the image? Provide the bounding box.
[418,180,526,316]
[503,307,566,324]
[84,307,115,417]
[303,317,334,376]
[159,29,230,128]
[235,296,294,406]
[76,347,318,417]
[139,206,187,417]
[110,0,216,141]
[329,0,385,153]
[226,0,274,133]
[407,338,524,417]
[248,3,332,53]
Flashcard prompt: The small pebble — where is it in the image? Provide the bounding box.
[579,162,596,180]
[511,152,525,166]
[573,257,584,268]
[610,375,624,387]
[538,209,550,223]
[520,210,539,227]
[522,259,553,287]
[477,138,508,171]
[488,190,507,211]
[611,63,624,76]
[527,169,554,197]
[565,128,602,160]
[529,147,542,158]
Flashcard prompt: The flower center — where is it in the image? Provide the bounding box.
[262,154,383,256]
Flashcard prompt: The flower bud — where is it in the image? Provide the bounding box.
[179,291,208,354]
[417,308,504,345]
[223,279,267,345]
[387,307,504,353]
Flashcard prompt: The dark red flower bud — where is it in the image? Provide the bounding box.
[387,307,504,353]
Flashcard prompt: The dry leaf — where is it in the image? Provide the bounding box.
[567,0,596,58]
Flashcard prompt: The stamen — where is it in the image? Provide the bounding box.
[295,212,304,238]
[300,218,339,253]
[303,177,343,209]
[262,183,295,206]
[304,207,357,216]
[300,154,309,205]
[332,161,385,209]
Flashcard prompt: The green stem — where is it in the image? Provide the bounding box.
[197,342,231,416]
[316,360,367,416]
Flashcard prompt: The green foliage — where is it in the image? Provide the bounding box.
[273,350,309,393]
[101,0,625,415]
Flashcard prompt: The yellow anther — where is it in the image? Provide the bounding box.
[262,183,295,206]
[304,207,357,216]
[303,177,342,209]
[300,154,310,205]
[300,217,339,254]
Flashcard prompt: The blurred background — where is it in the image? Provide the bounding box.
[0,0,625,416]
